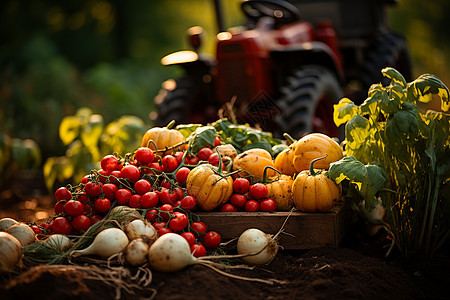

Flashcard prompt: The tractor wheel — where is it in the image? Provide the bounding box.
[274,66,343,140]
[360,32,412,91]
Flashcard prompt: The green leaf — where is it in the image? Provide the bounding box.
[80,114,104,161]
[176,123,202,139]
[328,156,387,209]
[333,98,358,127]
[188,126,217,153]
[382,67,407,88]
[59,116,80,146]
[345,115,370,150]
[407,73,450,111]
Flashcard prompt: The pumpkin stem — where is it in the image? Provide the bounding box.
[282,133,296,146]
[262,165,282,183]
[309,154,328,176]
[166,120,176,129]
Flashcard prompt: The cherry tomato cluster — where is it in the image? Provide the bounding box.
[220,178,277,212]
[35,137,224,257]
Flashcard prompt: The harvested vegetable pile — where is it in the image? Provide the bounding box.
[1,68,449,299]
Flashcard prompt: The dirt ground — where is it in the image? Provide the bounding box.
[1,177,449,300]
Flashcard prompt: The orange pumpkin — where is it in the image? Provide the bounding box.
[233,148,276,179]
[292,133,343,172]
[141,120,187,155]
[273,133,297,176]
[292,155,341,212]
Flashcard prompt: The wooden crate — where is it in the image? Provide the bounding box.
[196,201,351,250]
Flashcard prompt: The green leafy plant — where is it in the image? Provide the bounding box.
[44,107,147,192]
[331,67,450,258]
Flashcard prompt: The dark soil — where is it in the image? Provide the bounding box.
[1,178,449,300]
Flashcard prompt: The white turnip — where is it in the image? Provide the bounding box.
[237,228,279,265]
[125,238,150,266]
[44,234,72,252]
[70,228,129,259]
[124,219,158,244]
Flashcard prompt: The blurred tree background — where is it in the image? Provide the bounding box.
[0,0,449,189]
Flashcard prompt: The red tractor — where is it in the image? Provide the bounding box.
[154,0,411,139]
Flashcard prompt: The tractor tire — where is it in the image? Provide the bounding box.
[154,77,195,127]
[273,66,343,140]
[360,32,412,91]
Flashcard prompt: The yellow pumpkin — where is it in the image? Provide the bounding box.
[141,120,187,155]
[273,133,297,176]
[186,164,233,211]
[233,148,276,179]
[292,133,343,172]
[292,155,341,212]
[266,174,294,211]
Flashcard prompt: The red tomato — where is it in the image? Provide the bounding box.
[115,188,132,205]
[169,212,188,232]
[54,201,65,215]
[90,214,103,225]
[197,147,214,161]
[72,215,91,232]
[81,175,90,185]
[159,189,178,205]
[173,187,185,200]
[153,222,166,231]
[128,194,141,208]
[233,178,250,194]
[174,151,184,165]
[190,243,206,257]
[102,183,118,200]
[214,136,221,147]
[161,155,179,173]
[85,182,103,198]
[249,183,268,200]
[158,227,172,236]
[83,203,92,215]
[260,198,276,212]
[77,194,89,204]
[134,179,152,195]
[229,194,247,208]
[221,203,238,212]
[145,209,159,222]
[190,221,207,237]
[245,200,259,212]
[94,198,111,213]
[203,231,221,249]
[175,167,190,185]
[55,187,72,201]
[186,155,199,166]
[109,170,121,184]
[181,232,196,246]
[101,155,120,173]
[141,192,159,209]
[180,195,197,210]
[208,153,220,166]
[98,169,109,184]
[135,147,154,165]
[52,217,72,235]
[120,164,141,182]
[64,200,84,217]
[159,204,173,221]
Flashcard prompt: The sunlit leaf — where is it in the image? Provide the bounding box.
[188,126,217,153]
[382,67,407,88]
[333,98,358,127]
[177,123,202,139]
[407,73,450,111]
[59,116,80,146]
[345,115,370,150]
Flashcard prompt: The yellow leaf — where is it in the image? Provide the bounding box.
[59,116,80,146]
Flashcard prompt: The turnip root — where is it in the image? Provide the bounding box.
[109,206,141,224]
[125,238,150,266]
[237,228,279,265]
[0,232,23,272]
[7,223,37,247]
[124,219,158,244]
[0,217,19,232]
[148,233,197,272]
[70,228,129,259]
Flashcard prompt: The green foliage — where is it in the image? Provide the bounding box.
[332,67,450,258]
[44,107,147,192]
